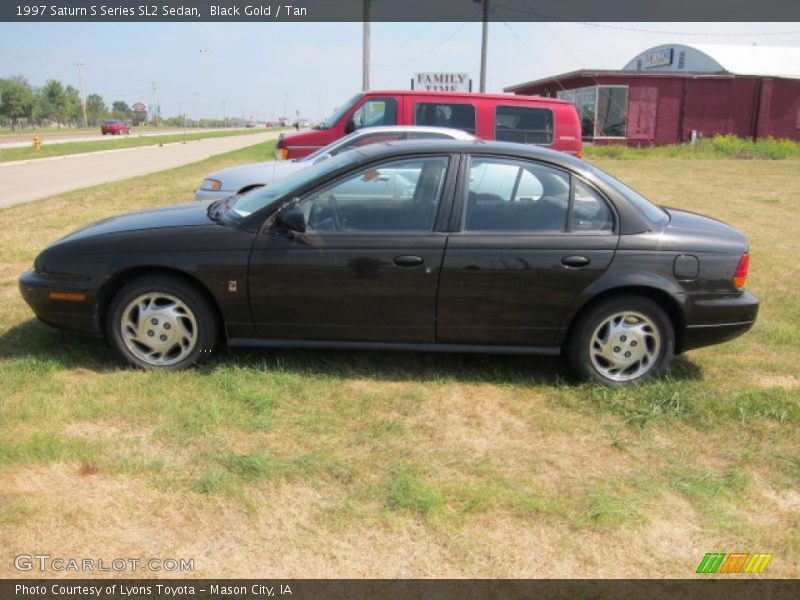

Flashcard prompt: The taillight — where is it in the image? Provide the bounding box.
[733,252,750,289]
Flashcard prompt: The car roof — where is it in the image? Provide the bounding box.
[359,89,573,106]
[347,125,476,139]
[351,138,588,172]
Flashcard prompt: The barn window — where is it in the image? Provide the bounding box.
[558,85,629,140]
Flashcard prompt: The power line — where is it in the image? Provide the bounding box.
[372,22,472,67]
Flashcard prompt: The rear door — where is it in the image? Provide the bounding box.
[437,155,618,346]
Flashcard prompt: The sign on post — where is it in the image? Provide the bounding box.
[413,73,471,92]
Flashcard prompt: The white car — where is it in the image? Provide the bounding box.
[194,125,476,201]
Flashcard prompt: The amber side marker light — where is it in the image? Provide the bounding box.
[734,252,750,289]
[49,292,86,301]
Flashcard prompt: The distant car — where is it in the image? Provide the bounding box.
[101,120,130,135]
[195,125,476,201]
[246,121,257,128]
[21,140,758,384]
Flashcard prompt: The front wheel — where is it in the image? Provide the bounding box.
[567,296,674,385]
[107,275,218,370]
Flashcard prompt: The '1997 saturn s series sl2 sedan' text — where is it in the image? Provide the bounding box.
[19,140,758,385]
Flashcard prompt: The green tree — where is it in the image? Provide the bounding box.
[39,79,68,127]
[85,93,107,126]
[132,110,147,126]
[0,77,35,130]
[111,100,132,121]
[64,85,83,126]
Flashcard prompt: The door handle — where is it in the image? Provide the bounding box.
[561,255,590,268]
[394,255,424,267]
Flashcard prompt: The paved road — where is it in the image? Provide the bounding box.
[0,131,280,209]
[0,127,263,149]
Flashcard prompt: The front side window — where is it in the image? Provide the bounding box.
[414,103,476,134]
[495,106,554,145]
[464,157,569,232]
[299,156,449,233]
[351,98,398,130]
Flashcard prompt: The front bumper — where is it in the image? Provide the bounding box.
[19,270,104,337]
[680,291,759,352]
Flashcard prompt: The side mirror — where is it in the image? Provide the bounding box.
[275,207,306,234]
[344,117,356,134]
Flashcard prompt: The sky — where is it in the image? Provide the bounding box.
[1,21,799,122]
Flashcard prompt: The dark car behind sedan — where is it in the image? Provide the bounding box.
[19,140,758,385]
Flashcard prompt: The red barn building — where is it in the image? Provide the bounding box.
[505,44,800,146]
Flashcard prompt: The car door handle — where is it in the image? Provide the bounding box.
[561,255,590,268]
[394,255,424,267]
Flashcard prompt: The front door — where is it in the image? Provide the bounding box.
[248,155,454,342]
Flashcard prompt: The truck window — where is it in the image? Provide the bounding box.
[495,106,554,145]
[350,98,398,130]
[414,103,476,134]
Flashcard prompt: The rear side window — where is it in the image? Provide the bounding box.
[571,180,614,231]
[495,106,554,145]
[464,157,569,232]
[414,103,476,134]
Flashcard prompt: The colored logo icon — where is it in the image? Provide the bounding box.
[696,552,773,574]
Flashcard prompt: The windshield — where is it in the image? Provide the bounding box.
[224,152,358,220]
[313,93,363,130]
[588,165,669,228]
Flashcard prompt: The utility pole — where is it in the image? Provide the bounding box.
[193,92,199,127]
[479,0,490,93]
[150,82,159,126]
[222,99,227,127]
[74,62,88,128]
[362,0,370,91]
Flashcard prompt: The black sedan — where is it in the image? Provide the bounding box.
[19,140,758,385]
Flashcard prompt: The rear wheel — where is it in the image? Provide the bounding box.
[107,275,218,370]
[567,295,674,385]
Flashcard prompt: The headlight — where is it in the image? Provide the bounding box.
[201,178,223,191]
[275,147,288,161]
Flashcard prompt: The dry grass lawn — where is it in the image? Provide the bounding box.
[0,146,798,578]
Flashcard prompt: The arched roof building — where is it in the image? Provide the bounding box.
[505,44,800,145]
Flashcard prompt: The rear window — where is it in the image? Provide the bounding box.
[414,103,476,134]
[495,105,554,145]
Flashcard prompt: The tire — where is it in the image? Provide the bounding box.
[567,295,674,385]
[106,275,218,370]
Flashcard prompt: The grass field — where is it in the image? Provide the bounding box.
[0,128,271,163]
[0,144,798,578]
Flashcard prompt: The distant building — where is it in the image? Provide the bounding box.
[505,44,800,145]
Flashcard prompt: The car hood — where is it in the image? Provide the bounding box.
[53,202,215,246]
[208,159,308,190]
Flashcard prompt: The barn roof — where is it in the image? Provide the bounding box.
[623,43,800,79]
[504,43,800,93]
